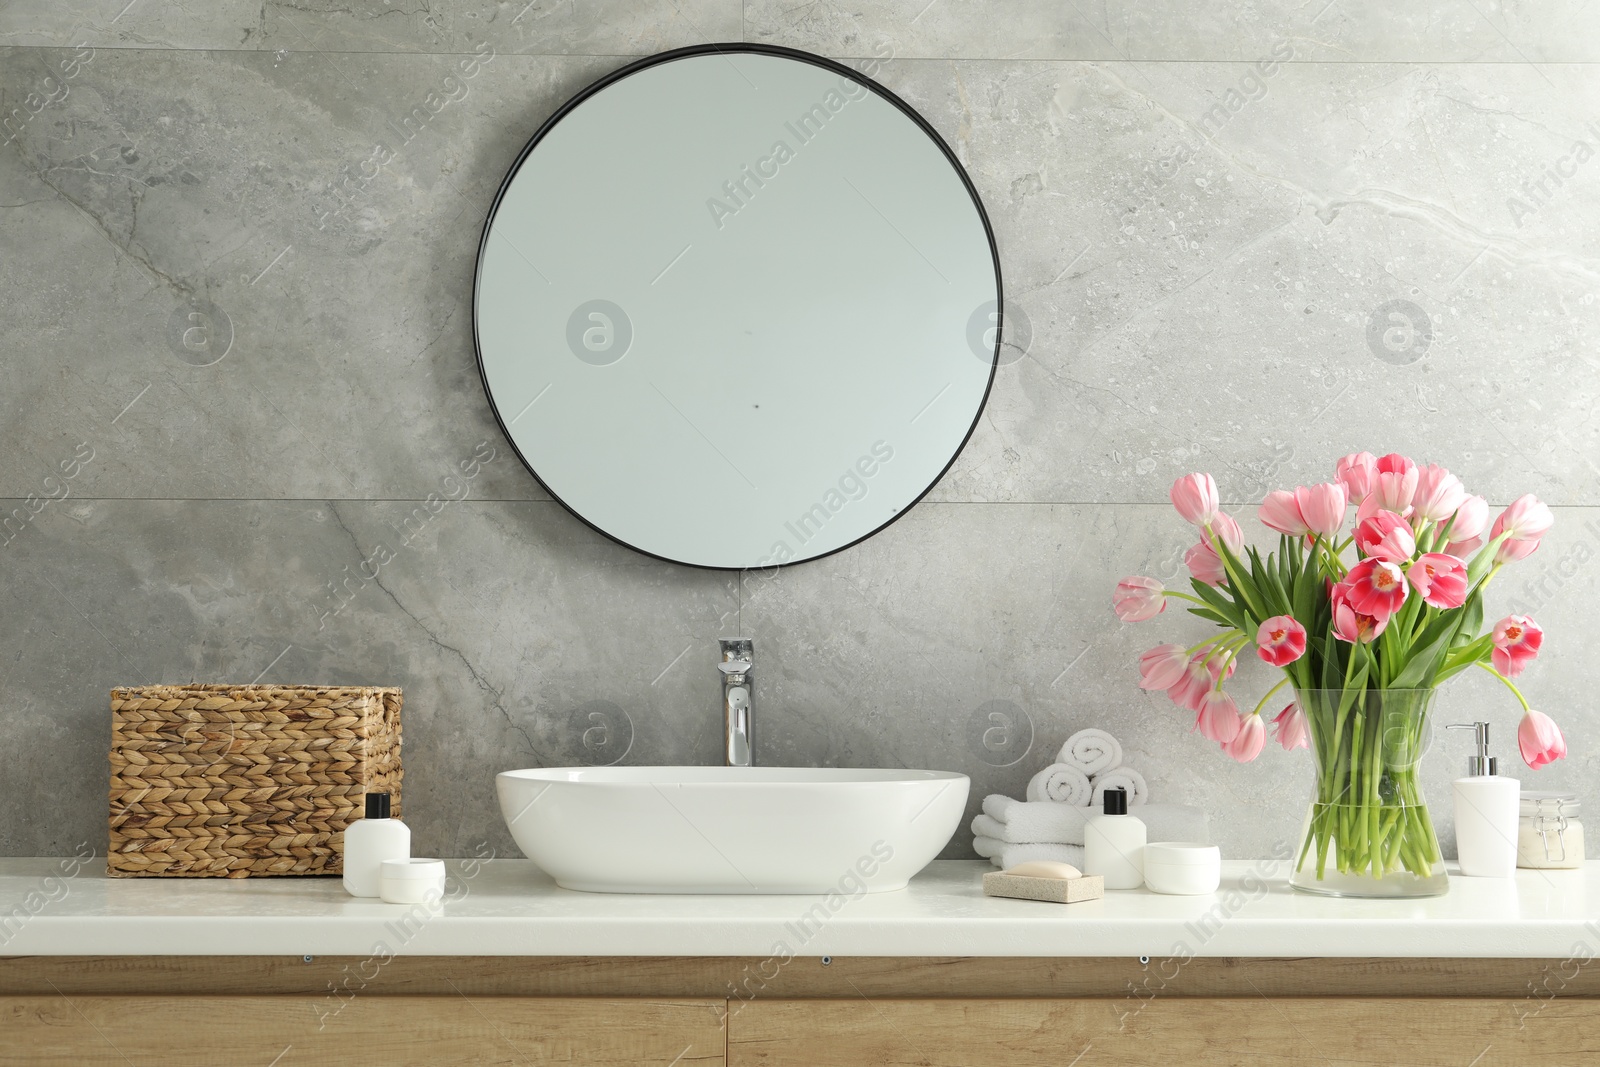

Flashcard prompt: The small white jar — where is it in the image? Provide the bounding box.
[1142,842,1221,895]
[379,858,447,905]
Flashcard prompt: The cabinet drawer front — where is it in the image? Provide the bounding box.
[727,997,1599,1067]
[0,995,725,1066]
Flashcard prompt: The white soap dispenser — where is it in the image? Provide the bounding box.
[1084,787,1146,889]
[1446,722,1520,878]
[342,792,410,897]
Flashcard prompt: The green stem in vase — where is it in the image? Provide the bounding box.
[1294,686,1445,888]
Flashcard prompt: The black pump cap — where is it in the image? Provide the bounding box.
[364,793,392,819]
[1103,787,1128,816]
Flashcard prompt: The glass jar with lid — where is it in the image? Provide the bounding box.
[1516,792,1584,870]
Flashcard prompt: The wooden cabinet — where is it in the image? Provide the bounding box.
[3,957,1597,1066]
[724,997,1600,1067]
[0,995,725,1067]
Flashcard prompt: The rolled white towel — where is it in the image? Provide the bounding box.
[978,794,1208,845]
[974,837,1086,870]
[1057,728,1122,776]
[1091,767,1150,807]
[1025,763,1092,805]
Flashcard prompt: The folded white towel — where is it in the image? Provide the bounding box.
[973,837,1086,870]
[1058,728,1122,776]
[977,794,1210,846]
[1091,767,1150,807]
[972,806,1091,845]
[1025,763,1092,805]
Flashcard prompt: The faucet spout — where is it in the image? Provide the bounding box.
[719,639,753,767]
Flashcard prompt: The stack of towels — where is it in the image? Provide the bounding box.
[972,728,1209,869]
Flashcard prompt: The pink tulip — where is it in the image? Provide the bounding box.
[1295,482,1347,538]
[1490,494,1554,564]
[1185,539,1226,586]
[1376,453,1417,476]
[1195,689,1243,744]
[1342,559,1408,618]
[1167,657,1213,712]
[1169,652,1236,713]
[1406,553,1468,609]
[1171,473,1220,526]
[1336,452,1379,502]
[1271,703,1310,751]
[1444,535,1485,558]
[1517,709,1567,769]
[1447,496,1490,541]
[1256,615,1308,667]
[1492,494,1555,542]
[1330,581,1391,644]
[1495,536,1543,563]
[1412,464,1467,522]
[1491,614,1543,677]
[1207,512,1244,555]
[1354,511,1416,564]
[1223,713,1266,762]
[1355,492,1410,526]
[1113,576,1166,622]
[1259,490,1310,537]
[1138,644,1190,691]
[1368,464,1419,515]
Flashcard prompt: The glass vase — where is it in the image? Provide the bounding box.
[1289,687,1448,898]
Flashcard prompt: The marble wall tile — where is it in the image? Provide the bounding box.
[749,0,1600,63]
[858,58,1600,507]
[0,0,744,56]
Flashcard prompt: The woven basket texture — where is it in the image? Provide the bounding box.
[108,684,402,878]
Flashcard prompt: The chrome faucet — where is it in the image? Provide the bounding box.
[719,639,753,767]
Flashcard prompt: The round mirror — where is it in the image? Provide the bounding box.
[475,44,1001,569]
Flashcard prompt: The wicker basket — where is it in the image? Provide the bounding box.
[109,684,402,878]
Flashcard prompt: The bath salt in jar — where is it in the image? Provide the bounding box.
[1516,792,1584,870]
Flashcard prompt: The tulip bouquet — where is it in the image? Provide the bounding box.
[1113,453,1567,894]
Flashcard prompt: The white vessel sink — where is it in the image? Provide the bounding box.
[496,766,970,894]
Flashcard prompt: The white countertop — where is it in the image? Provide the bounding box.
[2,858,1594,958]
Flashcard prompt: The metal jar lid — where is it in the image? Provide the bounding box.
[1519,791,1580,818]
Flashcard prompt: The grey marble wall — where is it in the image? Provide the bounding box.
[2,1,1595,862]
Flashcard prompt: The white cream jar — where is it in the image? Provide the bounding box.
[1142,842,1221,895]
[380,858,448,904]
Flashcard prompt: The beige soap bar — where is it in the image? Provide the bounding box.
[982,869,1105,904]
